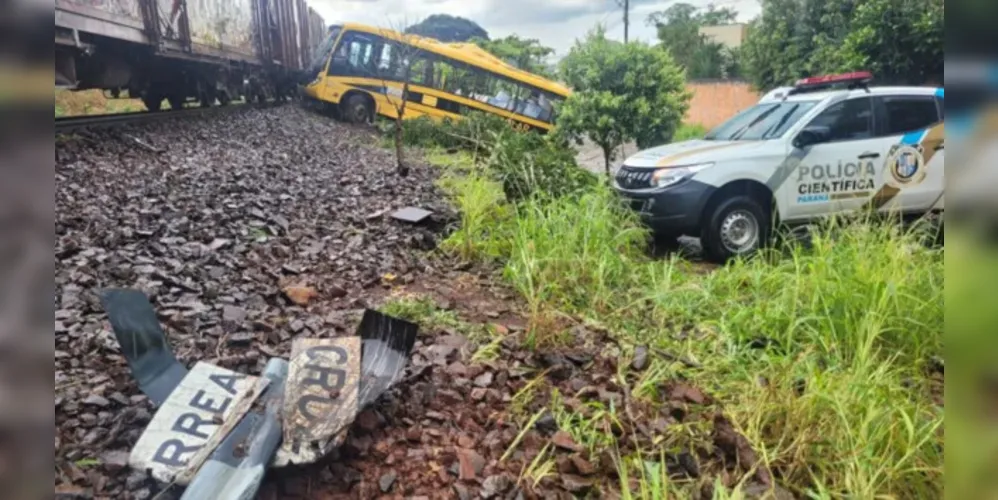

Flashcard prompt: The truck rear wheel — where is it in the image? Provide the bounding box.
[702,196,770,263]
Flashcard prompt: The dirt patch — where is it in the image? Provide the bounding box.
[266,269,772,499]
[55,89,146,116]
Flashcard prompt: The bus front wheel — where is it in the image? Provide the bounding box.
[342,93,373,125]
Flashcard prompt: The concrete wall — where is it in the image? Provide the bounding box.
[685,80,760,129]
[699,24,749,49]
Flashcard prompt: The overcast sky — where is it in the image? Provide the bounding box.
[308,0,762,58]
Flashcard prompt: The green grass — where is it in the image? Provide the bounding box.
[378,292,501,350]
[74,458,100,468]
[55,89,145,116]
[435,151,944,498]
[378,293,465,332]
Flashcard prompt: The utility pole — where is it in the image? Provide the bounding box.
[614,0,630,42]
[623,0,629,42]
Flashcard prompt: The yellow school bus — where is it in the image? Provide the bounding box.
[300,23,570,132]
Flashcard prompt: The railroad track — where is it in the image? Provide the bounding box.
[54,101,284,133]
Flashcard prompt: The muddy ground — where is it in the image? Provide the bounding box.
[55,105,764,499]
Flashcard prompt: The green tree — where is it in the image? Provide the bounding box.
[406,14,489,42]
[836,0,944,85]
[471,35,555,77]
[557,27,690,177]
[741,0,943,90]
[646,3,741,79]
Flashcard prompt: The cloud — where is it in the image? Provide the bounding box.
[307,0,761,56]
[478,0,665,25]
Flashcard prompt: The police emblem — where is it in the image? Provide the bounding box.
[884,143,927,187]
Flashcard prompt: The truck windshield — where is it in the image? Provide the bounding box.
[705,100,818,141]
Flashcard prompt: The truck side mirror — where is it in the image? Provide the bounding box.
[793,126,830,148]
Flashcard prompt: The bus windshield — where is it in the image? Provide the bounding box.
[308,27,341,75]
[705,100,818,141]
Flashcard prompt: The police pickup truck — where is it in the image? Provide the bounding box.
[613,71,944,262]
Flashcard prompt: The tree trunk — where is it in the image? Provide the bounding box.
[395,81,410,177]
[394,116,407,177]
[603,148,612,181]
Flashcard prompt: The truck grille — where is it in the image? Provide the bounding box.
[615,166,654,190]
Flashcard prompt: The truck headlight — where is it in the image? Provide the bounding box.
[650,162,714,188]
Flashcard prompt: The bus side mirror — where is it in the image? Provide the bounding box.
[793,126,830,148]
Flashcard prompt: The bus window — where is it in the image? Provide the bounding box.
[408,55,432,86]
[376,42,393,74]
[521,91,544,120]
[329,31,377,76]
[329,37,349,73]
[537,92,559,122]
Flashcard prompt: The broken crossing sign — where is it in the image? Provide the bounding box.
[128,362,261,484]
[274,337,361,466]
[102,288,420,496]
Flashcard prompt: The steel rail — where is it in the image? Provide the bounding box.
[54,101,284,132]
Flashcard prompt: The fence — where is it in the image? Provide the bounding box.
[685,80,759,129]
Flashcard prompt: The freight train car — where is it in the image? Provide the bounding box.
[55,0,326,110]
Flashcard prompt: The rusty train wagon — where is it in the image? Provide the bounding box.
[55,0,326,110]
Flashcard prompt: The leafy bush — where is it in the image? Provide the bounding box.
[394,116,456,149]
[389,112,511,156]
[485,129,597,202]
[388,112,596,202]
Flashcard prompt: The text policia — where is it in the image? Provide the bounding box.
[796,160,877,203]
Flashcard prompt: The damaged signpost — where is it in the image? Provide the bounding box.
[100,288,419,500]
[277,310,418,466]
[275,336,362,466]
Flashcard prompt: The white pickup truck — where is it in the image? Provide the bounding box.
[613,71,944,262]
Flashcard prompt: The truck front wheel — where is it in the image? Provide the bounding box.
[702,196,770,263]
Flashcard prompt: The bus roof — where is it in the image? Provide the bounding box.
[338,22,571,97]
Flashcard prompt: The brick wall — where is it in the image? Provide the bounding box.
[685,80,760,129]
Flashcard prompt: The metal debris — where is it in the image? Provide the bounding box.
[99,288,188,406]
[179,358,289,500]
[127,362,262,484]
[390,207,433,224]
[103,288,418,497]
